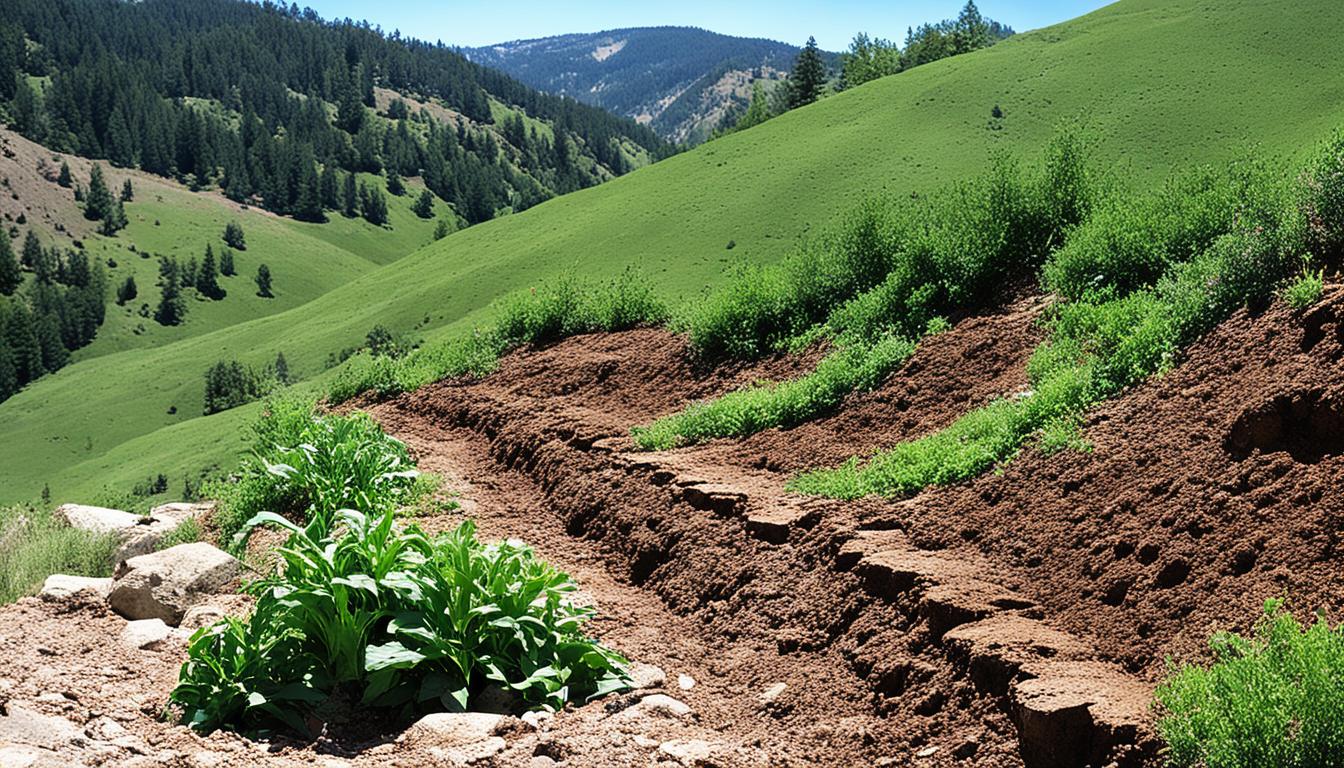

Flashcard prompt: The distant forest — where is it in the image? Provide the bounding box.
[0,0,672,225]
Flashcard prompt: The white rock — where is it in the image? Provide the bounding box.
[107,543,240,625]
[628,662,666,690]
[115,502,212,562]
[0,745,58,768]
[0,704,81,750]
[632,694,691,719]
[677,673,696,691]
[39,575,112,602]
[120,619,173,651]
[758,683,787,705]
[659,740,717,766]
[519,710,552,731]
[400,712,505,748]
[54,504,140,535]
[916,746,939,758]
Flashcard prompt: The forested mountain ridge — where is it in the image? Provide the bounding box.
[465,27,830,143]
[0,0,671,227]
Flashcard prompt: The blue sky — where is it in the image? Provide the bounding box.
[298,0,1114,51]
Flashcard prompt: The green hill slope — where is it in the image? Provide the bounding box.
[6,0,1344,503]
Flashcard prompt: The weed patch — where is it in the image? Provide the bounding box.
[0,505,118,604]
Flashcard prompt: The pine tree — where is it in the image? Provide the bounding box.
[359,183,388,226]
[319,164,340,210]
[5,302,44,384]
[412,189,434,219]
[116,275,137,305]
[20,231,40,270]
[787,37,827,109]
[273,351,289,385]
[0,235,19,295]
[222,221,246,250]
[85,164,113,221]
[34,312,68,373]
[433,218,454,240]
[342,172,358,218]
[196,246,225,300]
[294,160,325,223]
[255,263,273,298]
[219,248,236,277]
[0,342,17,403]
[155,258,186,326]
[121,178,134,202]
[57,162,72,188]
[100,199,128,235]
[386,170,405,196]
[953,1,990,54]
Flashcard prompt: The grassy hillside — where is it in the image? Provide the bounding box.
[6,0,1344,504]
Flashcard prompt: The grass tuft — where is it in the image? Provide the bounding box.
[0,505,118,604]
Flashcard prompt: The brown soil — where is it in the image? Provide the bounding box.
[6,286,1341,766]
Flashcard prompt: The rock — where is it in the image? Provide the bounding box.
[39,575,112,602]
[916,746,939,758]
[520,710,552,731]
[400,710,505,747]
[0,703,81,750]
[745,509,807,544]
[632,694,691,719]
[527,757,557,768]
[54,504,140,535]
[677,673,696,690]
[0,745,62,768]
[107,543,241,625]
[659,740,718,766]
[189,753,226,768]
[120,618,173,650]
[1011,661,1153,768]
[179,604,228,630]
[628,662,667,689]
[758,683,787,705]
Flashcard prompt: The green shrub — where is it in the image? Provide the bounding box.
[0,505,118,604]
[207,402,429,546]
[1301,129,1344,264]
[1155,600,1344,768]
[1283,265,1325,310]
[172,513,629,736]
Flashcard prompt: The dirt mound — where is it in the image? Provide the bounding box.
[883,285,1344,675]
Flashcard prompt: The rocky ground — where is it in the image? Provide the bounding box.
[3,288,1342,766]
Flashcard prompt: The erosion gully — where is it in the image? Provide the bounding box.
[368,295,1159,768]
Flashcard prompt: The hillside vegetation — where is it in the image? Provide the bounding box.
[5,0,1344,505]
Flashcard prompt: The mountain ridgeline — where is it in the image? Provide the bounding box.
[0,0,671,226]
[466,28,827,144]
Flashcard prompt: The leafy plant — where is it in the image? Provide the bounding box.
[1283,265,1325,310]
[172,511,630,736]
[1155,600,1344,768]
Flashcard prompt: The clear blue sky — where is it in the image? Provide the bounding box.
[297,0,1114,51]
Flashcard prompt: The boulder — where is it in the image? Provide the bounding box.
[39,574,112,602]
[54,504,140,535]
[107,543,240,625]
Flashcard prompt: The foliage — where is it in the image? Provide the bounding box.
[786,37,828,110]
[207,400,428,545]
[1155,600,1344,768]
[255,264,273,298]
[794,144,1307,499]
[1283,265,1325,310]
[173,511,630,737]
[203,360,271,415]
[0,504,118,604]
[223,221,247,251]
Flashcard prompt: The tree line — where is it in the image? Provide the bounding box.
[0,0,673,227]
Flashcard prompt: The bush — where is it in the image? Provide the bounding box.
[172,512,629,735]
[203,360,271,415]
[207,400,429,545]
[1155,601,1344,768]
[223,221,246,250]
[1301,129,1344,265]
[0,504,118,604]
[1283,265,1325,310]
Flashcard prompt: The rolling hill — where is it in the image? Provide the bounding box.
[4,0,1344,506]
[464,28,821,143]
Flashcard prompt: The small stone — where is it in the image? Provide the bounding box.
[758,683,787,705]
[633,694,692,719]
[520,710,552,731]
[633,735,659,748]
[677,674,696,691]
[528,758,557,768]
[917,746,939,758]
[85,716,130,741]
[39,575,113,602]
[659,739,717,766]
[400,712,506,747]
[189,752,225,768]
[120,619,173,651]
[628,662,667,689]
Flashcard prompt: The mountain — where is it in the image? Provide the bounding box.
[4,0,1344,507]
[465,27,824,144]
